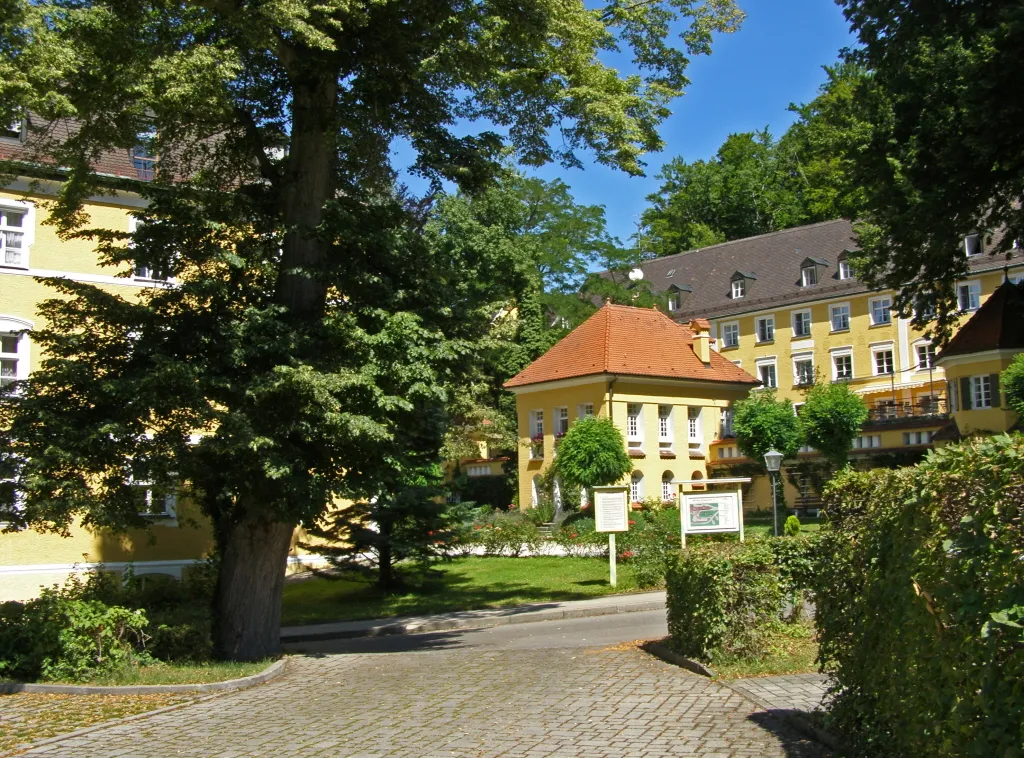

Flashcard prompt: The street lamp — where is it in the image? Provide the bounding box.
[764,449,784,537]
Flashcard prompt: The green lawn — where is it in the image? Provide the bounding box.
[281,556,643,626]
[711,621,819,680]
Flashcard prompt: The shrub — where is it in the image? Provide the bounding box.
[816,434,1024,757]
[665,540,782,663]
[477,509,542,556]
[524,498,555,525]
[783,514,801,537]
[0,591,151,682]
[552,517,605,557]
[617,508,680,588]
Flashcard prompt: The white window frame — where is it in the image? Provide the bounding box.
[838,259,852,280]
[627,403,643,443]
[667,292,680,311]
[687,406,702,442]
[957,281,982,312]
[970,375,993,409]
[831,349,854,381]
[576,403,594,420]
[0,316,32,388]
[133,481,178,521]
[658,405,673,443]
[852,434,882,449]
[964,233,982,257]
[793,354,814,386]
[467,464,490,477]
[720,321,739,348]
[915,342,936,371]
[661,473,675,502]
[554,406,569,436]
[873,347,895,376]
[720,407,734,438]
[731,279,745,299]
[869,296,892,326]
[756,359,778,389]
[791,309,812,338]
[630,471,644,503]
[903,431,932,446]
[755,315,775,343]
[801,266,818,286]
[0,199,34,270]
[830,303,851,332]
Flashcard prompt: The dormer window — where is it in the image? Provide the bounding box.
[1,118,24,141]
[837,251,855,280]
[665,283,692,312]
[666,268,676,278]
[131,127,158,181]
[730,271,755,299]
[799,257,829,287]
[964,233,982,257]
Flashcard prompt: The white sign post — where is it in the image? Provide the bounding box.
[592,485,629,587]
[675,477,751,548]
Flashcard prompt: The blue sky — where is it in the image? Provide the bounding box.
[533,0,859,243]
[393,0,857,244]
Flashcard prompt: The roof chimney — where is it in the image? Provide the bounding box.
[689,318,712,365]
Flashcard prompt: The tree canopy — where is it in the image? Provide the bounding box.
[732,391,803,464]
[799,382,869,469]
[0,0,743,660]
[838,0,1024,342]
[554,417,632,491]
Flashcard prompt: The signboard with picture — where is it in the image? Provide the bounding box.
[675,477,750,547]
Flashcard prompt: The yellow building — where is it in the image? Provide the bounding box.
[629,220,1024,511]
[934,278,1023,442]
[504,303,759,509]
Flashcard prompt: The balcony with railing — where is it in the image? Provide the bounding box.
[864,396,948,426]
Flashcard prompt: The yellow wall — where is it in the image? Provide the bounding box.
[940,352,1020,437]
[513,377,750,509]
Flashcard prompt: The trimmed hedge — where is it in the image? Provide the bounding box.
[817,434,1024,757]
[666,540,783,663]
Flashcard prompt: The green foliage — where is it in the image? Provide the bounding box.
[300,463,458,592]
[0,0,744,658]
[554,416,632,491]
[817,434,1024,757]
[617,508,681,588]
[639,63,872,255]
[783,515,801,537]
[458,475,514,512]
[799,381,868,468]
[733,390,803,462]
[552,517,605,558]
[524,498,556,525]
[837,1,1024,342]
[475,510,542,557]
[1001,352,1024,418]
[665,540,783,663]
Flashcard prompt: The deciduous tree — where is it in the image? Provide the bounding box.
[798,382,868,470]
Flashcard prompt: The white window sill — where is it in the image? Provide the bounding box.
[0,263,29,271]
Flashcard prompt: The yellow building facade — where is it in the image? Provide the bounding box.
[505,304,759,509]
[633,220,1024,512]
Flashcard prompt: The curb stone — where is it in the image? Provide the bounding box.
[641,639,717,677]
[0,657,286,696]
[281,595,666,643]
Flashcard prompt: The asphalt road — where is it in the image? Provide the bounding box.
[282,608,670,655]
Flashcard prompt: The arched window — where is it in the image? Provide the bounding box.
[630,471,644,503]
[531,475,541,507]
[661,471,675,503]
[691,470,705,491]
[553,477,562,510]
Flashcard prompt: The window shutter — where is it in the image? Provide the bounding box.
[990,373,1002,408]
[948,380,958,412]
[960,377,972,410]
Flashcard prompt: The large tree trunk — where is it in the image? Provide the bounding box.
[213,512,295,661]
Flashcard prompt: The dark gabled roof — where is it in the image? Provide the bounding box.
[802,256,830,267]
[667,283,693,293]
[626,219,1024,321]
[938,279,1024,360]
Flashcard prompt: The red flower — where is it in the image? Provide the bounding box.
[628,519,636,526]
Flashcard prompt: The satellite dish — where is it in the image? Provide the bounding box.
[628,268,644,282]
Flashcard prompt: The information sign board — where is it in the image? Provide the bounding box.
[593,486,629,533]
[682,492,741,534]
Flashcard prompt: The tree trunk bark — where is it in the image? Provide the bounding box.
[213,512,295,661]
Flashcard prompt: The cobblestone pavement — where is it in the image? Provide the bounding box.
[21,646,830,758]
[724,674,829,714]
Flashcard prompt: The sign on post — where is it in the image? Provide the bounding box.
[592,486,629,587]
[675,477,750,547]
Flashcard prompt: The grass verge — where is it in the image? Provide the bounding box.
[281,556,642,626]
[0,692,196,755]
[40,659,274,687]
[711,621,819,680]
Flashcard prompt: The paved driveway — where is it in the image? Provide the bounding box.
[24,616,829,758]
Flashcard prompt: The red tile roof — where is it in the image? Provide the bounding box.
[938,279,1024,359]
[504,303,760,389]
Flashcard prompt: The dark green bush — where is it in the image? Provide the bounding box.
[817,434,1024,758]
[783,514,801,536]
[665,540,783,663]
